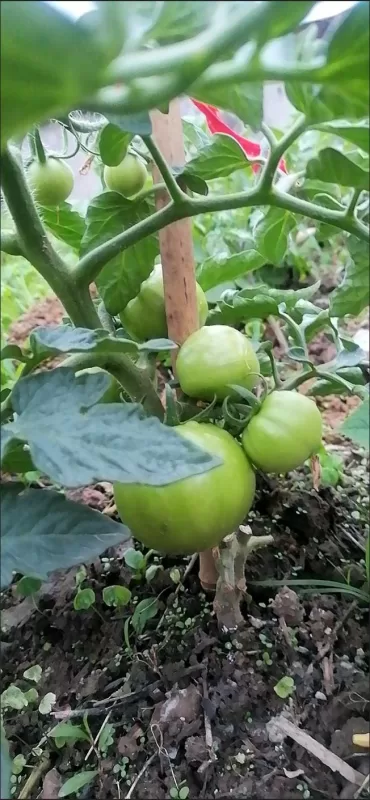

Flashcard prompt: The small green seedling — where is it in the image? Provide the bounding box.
[169,781,190,799]
[15,576,42,597]
[102,585,131,608]
[58,769,98,798]
[49,721,90,749]
[274,676,296,699]
[73,587,96,611]
[317,445,343,487]
[131,596,159,634]
[98,722,114,755]
[113,757,130,779]
[124,547,162,582]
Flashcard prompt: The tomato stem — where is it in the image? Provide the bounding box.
[34,127,47,164]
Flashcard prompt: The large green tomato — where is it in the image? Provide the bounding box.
[176,325,260,401]
[242,390,323,474]
[119,264,208,341]
[114,421,255,554]
[27,158,74,206]
[104,154,147,197]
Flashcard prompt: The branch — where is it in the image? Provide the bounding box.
[143,136,185,204]
[0,146,101,329]
[60,352,164,419]
[0,231,24,257]
[259,114,307,191]
[345,187,361,218]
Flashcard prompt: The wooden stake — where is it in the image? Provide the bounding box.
[150,101,218,591]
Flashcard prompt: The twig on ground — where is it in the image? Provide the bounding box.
[124,753,156,800]
[321,655,335,696]
[85,711,111,762]
[275,717,364,786]
[316,599,358,662]
[202,671,217,762]
[17,752,51,799]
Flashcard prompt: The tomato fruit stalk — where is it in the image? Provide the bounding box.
[242,390,323,474]
[114,421,256,554]
[120,263,208,341]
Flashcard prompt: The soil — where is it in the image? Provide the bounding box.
[1,300,369,800]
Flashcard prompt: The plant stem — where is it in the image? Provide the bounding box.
[0,146,101,329]
[259,115,307,191]
[60,352,164,419]
[0,232,23,257]
[34,127,47,164]
[346,187,361,218]
[142,136,186,204]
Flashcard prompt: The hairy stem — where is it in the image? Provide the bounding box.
[60,352,164,419]
[260,115,307,191]
[143,136,186,204]
[0,146,101,329]
[0,232,24,257]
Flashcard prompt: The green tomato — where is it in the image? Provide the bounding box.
[114,421,255,554]
[104,154,147,197]
[76,367,122,404]
[242,390,323,474]
[176,325,260,401]
[27,158,74,206]
[119,263,208,341]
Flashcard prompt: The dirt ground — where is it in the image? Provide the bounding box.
[1,300,369,800]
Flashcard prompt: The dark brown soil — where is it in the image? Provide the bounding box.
[2,299,369,800]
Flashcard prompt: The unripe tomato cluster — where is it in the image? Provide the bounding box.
[114,273,323,555]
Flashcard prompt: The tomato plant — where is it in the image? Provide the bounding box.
[0,2,369,791]
[114,421,256,554]
[120,263,208,340]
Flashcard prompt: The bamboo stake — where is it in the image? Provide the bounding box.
[150,101,218,591]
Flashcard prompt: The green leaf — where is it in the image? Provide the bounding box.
[16,575,42,597]
[58,770,98,798]
[2,685,29,711]
[74,587,96,611]
[0,439,35,474]
[192,83,264,130]
[49,723,90,742]
[196,247,265,292]
[308,367,366,397]
[273,676,295,699]
[306,148,369,191]
[105,112,152,137]
[209,282,320,326]
[99,123,132,167]
[23,665,42,683]
[330,239,369,317]
[313,121,370,154]
[131,596,159,634]
[40,203,85,252]
[0,344,28,363]
[1,1,107,149]
[340,398,369,450]
[323,1,369,83]
[2,369,221,489]
[30,324,139,361]
[102,585,131,607]
[124,547,145,571]
[0,483,131,589]
[1,724,12,800]
[254,209,295,265]
[81,192,159,315]
[183,134,252,181]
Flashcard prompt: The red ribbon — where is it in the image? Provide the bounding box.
[191,99,287,174]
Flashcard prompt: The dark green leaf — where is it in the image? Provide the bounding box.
[124,547,145,571]
[0,344,28,363]
[131,596,159,633]
[58,770,98,798]
[99,123,132,166]
[177,172,209,196]
[313,121,370,153]
[149,1,212,43]
[30,325,139,360]
[49,723,90,742]
[1,1,107,149]
[40,203,85,252]
[340,398,369,449]
[328,347,367,371]
[308,367,366,397]
[306,148,369,191]
[0,483,131,589]
[323,1,369,83]
[81,192,159,315]
[255,0,317,41]
[254,209,295,265]
[2,369,221,488]
[16,576,42,596]
[196,247,265,292]
[330,239,370,317]
[105,112,152,136]
[209,282,320,326]
[183,134,252,181]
